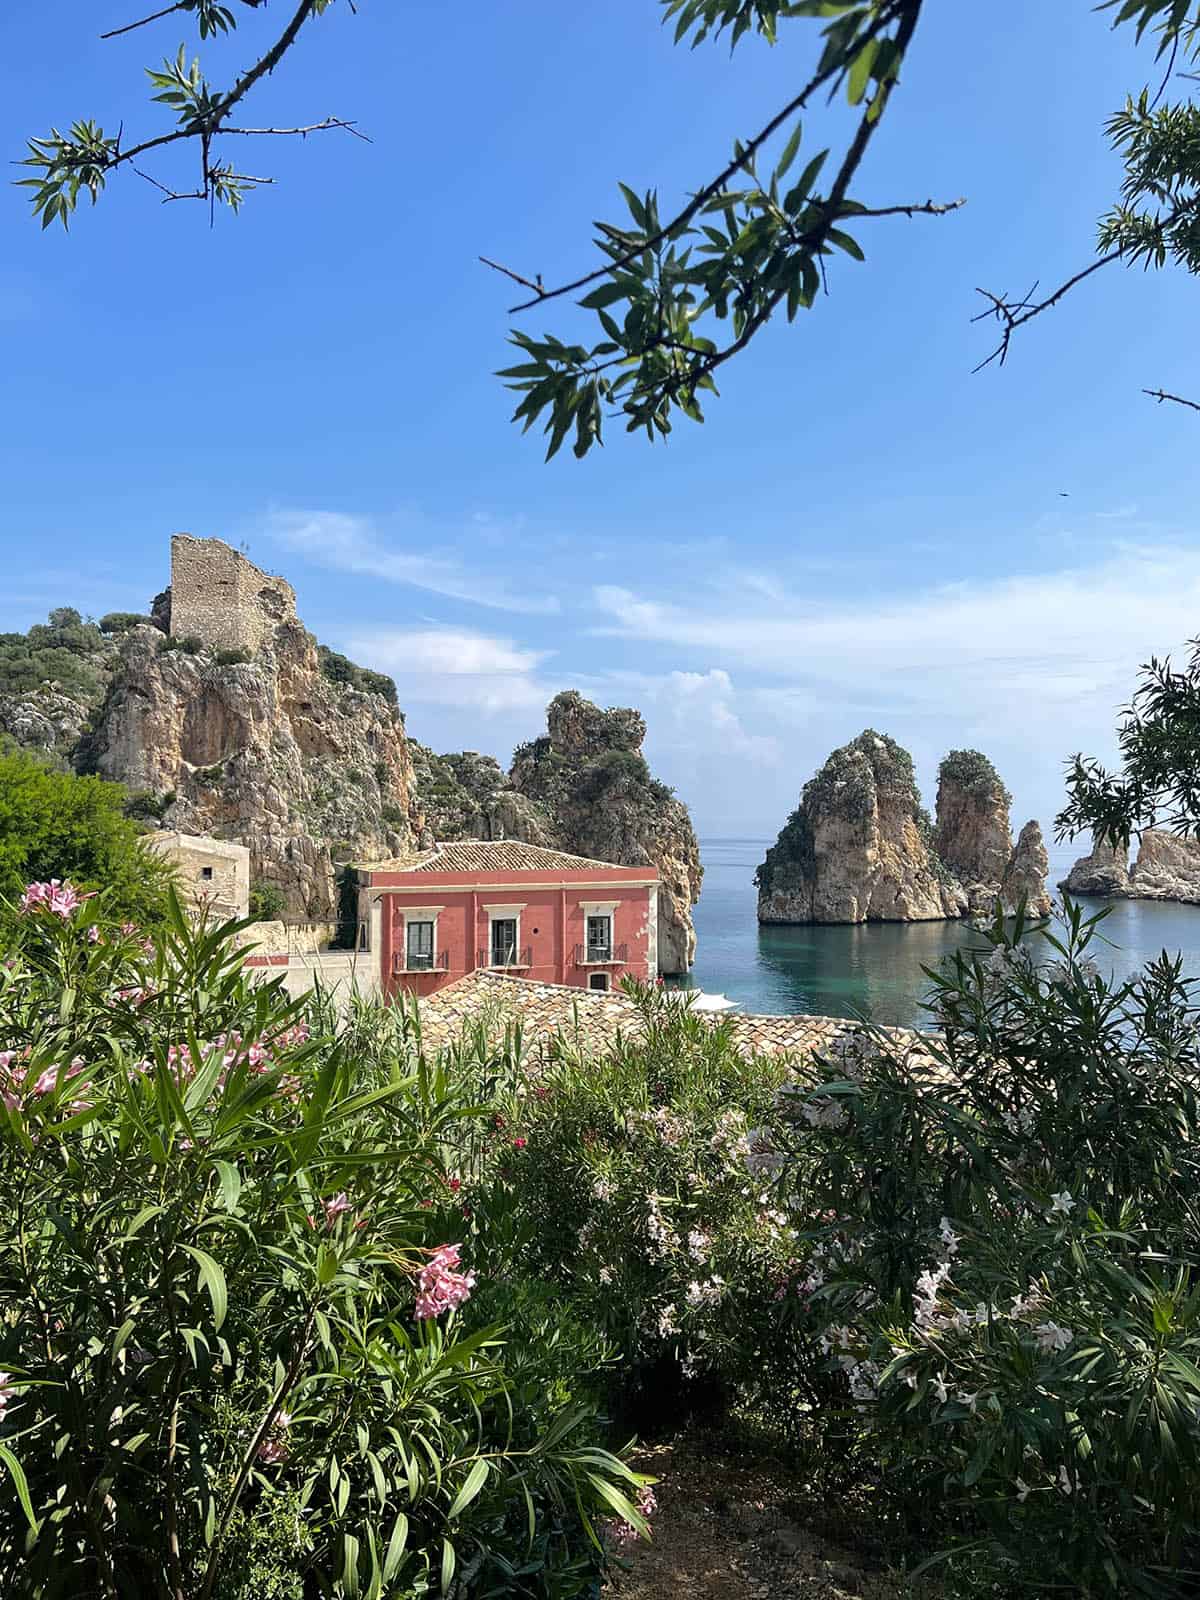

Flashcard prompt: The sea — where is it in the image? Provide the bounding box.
[677,837,1200,1029]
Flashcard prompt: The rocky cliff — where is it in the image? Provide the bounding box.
[3,591,700,966]
[80,622,421,918]
[410,692,703,973]
[1062,830,1200,904]
[757,733,1051,925]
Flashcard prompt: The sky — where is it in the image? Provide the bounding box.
[2,0,1199,842]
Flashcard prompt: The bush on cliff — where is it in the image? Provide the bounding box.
[0,753,174,928]
[0,891,646,1598]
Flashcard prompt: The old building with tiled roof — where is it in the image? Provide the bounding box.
[356,839,661,1000]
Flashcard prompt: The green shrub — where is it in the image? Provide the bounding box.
[249,880,286,922]
[98,612,153,635]
[0,898,647,1597]
[0,752,174,927]
[0,609,107,701]
[123,787,175,823]
[158,635,204,657]
[317,646,398,708]
[215,648,252,667]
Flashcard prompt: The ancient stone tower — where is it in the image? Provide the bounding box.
[167,533,297,654]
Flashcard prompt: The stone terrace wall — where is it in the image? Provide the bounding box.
[169,534,297,655]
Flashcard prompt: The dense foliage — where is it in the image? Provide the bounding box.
[0,754,174,927]
[0,893,647,1599]
[938,749,1011,805]
[1060,637,1200,847]
[0,610,108,702]
[317,647,399,710]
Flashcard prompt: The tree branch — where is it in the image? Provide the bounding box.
[971,249,1124,372]
[1144,387,1200,412]
[486,0,909,314]
[100,2,192,40]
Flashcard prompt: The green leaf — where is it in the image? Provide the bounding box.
[448,1458,489,1519]
[212,1159,242,1213]
[847,37,879,105]
[383,1512,409,1581]
[578,281,629,311]
[0,1444,39,1534]
[440,1537,456,1595]
[182,1244,228,1333]
[775,119,803,181]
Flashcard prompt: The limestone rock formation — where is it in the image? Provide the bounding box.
[757,731,965,925]
[1060,835,1132,897]
[1130,831,1200,901]
[1000,820,1053,918]
[82,622,420,919]
[758,734,1051,925]
[934,750,1013,910]
[1061,830,1200,904]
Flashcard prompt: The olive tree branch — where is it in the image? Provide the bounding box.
[485,0,909,315]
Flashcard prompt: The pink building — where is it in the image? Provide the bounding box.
[357,840,661,1000]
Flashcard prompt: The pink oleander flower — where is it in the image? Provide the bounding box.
[322,1192,353,1227]
[20,880,84,919]
[609,1483,657,1546]
[512,1136,527,1150]
[415,1243,476,1320]
[32,1065,60,1097]
[257,1409,293,1463]
[86,926,101,945]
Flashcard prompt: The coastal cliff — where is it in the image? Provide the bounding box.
[757,733,1051,925]
[1062,830,1200,904]
[1,555,700,966]
[81,621,421,919]
[411,692,702,973]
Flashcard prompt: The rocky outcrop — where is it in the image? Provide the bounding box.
[81,622,421,918]
[758,733,1051,925]
[1000,820,1053,918]
[934,750,1013,905]
[1060,835,1132,897]
[409,746,557,850]
[757,731,965,924]
[1061,830,1200,904]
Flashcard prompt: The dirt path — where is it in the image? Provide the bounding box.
[605,1431,921,1600]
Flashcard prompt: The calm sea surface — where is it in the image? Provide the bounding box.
[678,837,1200,1029]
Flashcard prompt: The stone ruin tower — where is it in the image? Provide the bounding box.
[164,533,297,653]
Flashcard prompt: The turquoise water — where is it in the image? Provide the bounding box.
[679,837,1200,1029]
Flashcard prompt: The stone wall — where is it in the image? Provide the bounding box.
[146,830,250,920]
[168,534,297,655]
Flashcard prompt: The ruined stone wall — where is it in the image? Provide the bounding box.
[168,534,297,655]
[146,830,250,920]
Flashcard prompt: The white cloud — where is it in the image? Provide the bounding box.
[260,509,561,615]
[346,627,553,713]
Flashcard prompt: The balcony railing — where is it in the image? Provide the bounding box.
[574,942,629,967]
[393,950,448,976]
[478,947,533,970]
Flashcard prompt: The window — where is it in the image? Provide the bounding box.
[586,914,612,963]
[490,918,518,966]
[588,972,609,991]
[406,919,435,970]
[201,866,214,881]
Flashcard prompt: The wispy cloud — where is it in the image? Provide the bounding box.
[346,626,554,713]
[259,509,561,616]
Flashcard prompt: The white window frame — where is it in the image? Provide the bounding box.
[483,903,526,968]
[400,906,443,972]
[580,901,620,965]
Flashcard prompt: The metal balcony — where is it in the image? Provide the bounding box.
[574,942,629,967]
[393,949,448,975]
[478,946,533,970]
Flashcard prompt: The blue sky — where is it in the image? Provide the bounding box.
[3,0,1199,841]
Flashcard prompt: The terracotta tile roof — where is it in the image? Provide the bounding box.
[414,969,923,1063]
[370,839,650,876]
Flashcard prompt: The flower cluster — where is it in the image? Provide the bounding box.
[257,1409,293,1465]
[20,880,84,918]
[0,1049,86,1112]
[607,1483,657,1548]
[414,1243,476,1320]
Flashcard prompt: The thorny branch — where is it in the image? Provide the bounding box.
[484,0,911,315]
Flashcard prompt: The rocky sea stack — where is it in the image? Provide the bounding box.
[756,731,1051,925]
[1062,830,1200,905]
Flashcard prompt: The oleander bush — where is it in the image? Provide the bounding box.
[0,890,647,1599]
